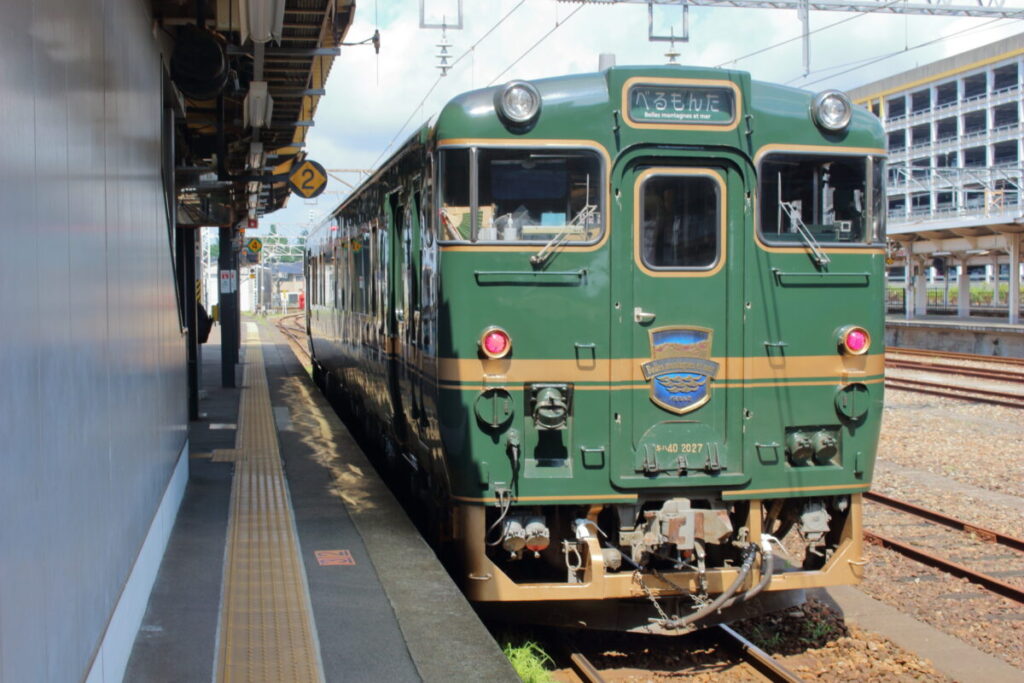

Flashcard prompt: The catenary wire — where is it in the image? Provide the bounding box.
[487,3,587,85]
[792,17,1015,87]
[714,0,905,69]
[367,1,529,170]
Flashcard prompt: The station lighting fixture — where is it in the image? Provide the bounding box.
[812,90,852,132]
[247,142,265,171]
[495,81,542,126]
[244,81,274,128]
[239,0,286,45]
[480,326,512,359]
[837,325,871,356]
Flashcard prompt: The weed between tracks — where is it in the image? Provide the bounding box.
[732,598,848,654]
[493,596,947,681]
[502,637,555,683]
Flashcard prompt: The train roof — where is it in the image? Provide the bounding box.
[309,64,884,241]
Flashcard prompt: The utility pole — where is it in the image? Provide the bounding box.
[219,227,240,387]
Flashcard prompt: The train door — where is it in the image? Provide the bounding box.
[399,192,423,443]
[386,191,408,442]
[609,154,750,490]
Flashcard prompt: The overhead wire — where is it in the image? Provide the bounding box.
[714,0,905,70]
[709,1,1019,89]
[366,2,1015,179]
[367,0,529,170]
[793,16,1016,87]
[487,2,587,85]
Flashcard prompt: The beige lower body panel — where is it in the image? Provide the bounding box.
[458,494,864,602]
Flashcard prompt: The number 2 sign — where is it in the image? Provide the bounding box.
[287,160,328,199]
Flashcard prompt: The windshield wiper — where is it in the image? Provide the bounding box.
[779,201,830,267]
[530,204,598,266]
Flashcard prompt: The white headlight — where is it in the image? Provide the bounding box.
[496,81,541,125]
[812,90,852,132]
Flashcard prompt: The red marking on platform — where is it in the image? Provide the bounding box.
[315,550,355,566]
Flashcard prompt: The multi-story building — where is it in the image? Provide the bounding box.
[849,34,1023,323]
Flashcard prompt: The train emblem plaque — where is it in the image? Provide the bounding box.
[641,326,719,415]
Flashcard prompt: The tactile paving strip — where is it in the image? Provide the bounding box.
[216,323,324,683]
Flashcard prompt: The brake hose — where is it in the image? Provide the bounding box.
[654,542,760,630]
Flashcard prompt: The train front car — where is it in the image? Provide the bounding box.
[435,66,885,632]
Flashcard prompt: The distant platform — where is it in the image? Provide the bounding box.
[886,315,1024,357]
[125,321,516,683]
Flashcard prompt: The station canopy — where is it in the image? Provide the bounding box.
[152,0,356,227]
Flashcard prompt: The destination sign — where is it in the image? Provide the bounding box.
[628,85,735,125]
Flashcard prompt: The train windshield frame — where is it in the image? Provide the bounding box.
[758,152,886,247]
[438,145,605,244]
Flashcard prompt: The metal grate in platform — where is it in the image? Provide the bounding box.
[216,323,324,683]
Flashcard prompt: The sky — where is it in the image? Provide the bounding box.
[254,0,1024,239]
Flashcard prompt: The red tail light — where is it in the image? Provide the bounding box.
[839,326,870,355]
[480,327,511,359]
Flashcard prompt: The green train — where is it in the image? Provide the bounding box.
[306,64,885,632]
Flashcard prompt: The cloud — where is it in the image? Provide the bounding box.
[257,1,1024,236]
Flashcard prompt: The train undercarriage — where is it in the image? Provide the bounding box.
[458,494,863,634]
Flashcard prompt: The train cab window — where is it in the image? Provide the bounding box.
[639,174,720,269]
[439,147,603,243]
[759,153,884,246]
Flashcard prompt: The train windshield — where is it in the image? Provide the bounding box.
[439,147,604,243]
[759,153,886,246]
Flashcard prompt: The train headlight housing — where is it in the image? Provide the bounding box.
[480,326,512,359]
[838,325,871,355]
[812,90,852,132]
[495,81,541,126]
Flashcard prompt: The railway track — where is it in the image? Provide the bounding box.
[884,376,1024,408]
[886,358,1024,383]
[565,625,802,682]
[864,491,1024,605]
[887,346,1024,368]
[275,313,310,363]
[885,347,1024,407]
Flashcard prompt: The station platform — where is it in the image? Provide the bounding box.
[125,320,517,682]
[886,314,1024,357]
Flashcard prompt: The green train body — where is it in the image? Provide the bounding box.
[307,65,885,632]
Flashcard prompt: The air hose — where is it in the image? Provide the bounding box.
[653,542,760,630]
[598,535,776,630]
[719,535,776,610]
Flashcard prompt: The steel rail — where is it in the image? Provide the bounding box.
[863,530,1024,605]
[569,652,607,683]
[886,359,1024,383]
[888,347,1024,368]
[885,377,1024,408]
[275,315,311,363]
[715,625,804,683]
[865,492,1024,553]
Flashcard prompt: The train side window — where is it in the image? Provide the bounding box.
[639,174,719,269]
[439,149,471,240]
[759,153,873,245]
[870,156,886,243]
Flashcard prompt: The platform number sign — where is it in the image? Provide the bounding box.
[288,160,328,199]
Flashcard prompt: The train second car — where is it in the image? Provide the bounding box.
[306,65,885,633]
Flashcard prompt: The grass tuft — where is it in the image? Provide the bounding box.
[502,639,554,683]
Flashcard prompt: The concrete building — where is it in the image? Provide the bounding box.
[849,34,1023,324]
